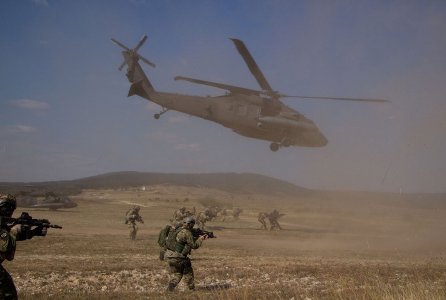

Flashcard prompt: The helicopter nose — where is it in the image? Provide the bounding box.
[301,130,328,147]
[316,133,328,147]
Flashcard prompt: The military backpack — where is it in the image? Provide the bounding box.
[157,225,172,248]
[165,227,184,252]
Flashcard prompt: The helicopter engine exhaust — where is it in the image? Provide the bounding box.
[257,116,314,131]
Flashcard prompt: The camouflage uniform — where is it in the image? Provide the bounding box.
[165,218,204,291]
[258,212,268,230]
[268,209,283,230]
[0,194,49,299]
[196,211,210,230]
[0,228,17,299]
[232,207,243,219]
[171,207,187,227]
[125,206,144,240]
[0,194,18,299]
[219,208,228,221]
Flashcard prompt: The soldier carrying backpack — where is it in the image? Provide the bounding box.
[158,217,207,292]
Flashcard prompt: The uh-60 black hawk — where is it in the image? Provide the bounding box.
[112,35,387,152]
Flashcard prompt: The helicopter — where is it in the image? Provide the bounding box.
[111,35,387,152]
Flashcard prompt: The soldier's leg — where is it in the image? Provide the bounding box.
[159,247,166,261]
[134,224,139,239]
[128,223,134,239]
[167,258,183,291]
[0,266,17,300]
[132,224,138,239]
[182,258,195,290]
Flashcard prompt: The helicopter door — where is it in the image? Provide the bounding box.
[234,104,260,126]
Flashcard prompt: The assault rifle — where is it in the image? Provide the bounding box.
[192,228,216,239]
[1,212,62,238]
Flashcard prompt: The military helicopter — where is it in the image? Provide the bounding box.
[111,35,387,152]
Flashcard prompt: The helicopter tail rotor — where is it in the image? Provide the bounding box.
[111,35,156,70]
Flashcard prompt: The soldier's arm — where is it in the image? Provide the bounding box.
[0,229,16,261]
[178,230,203,255]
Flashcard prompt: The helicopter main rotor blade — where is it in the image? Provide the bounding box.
[175,76,262,95]
[111,38,130,51]
[280,94,389,103]
[230,38,274,92]
[134,35,148,52]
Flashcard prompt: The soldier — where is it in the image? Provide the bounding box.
[268,209,283,230]
[258,212,268,230]
[196,211,210,230]
[173,207,186,220]
[125,206,144,240]
[232,207,243,220]
[219,208,228,221]
[165,217,207,291]
[171,207,188,227]
[0,194,46,299]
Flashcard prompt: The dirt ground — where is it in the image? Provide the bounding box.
[5,186,446,299]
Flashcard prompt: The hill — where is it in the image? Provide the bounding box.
[0,171,310,196]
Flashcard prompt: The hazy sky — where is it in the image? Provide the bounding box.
[1,0,445,193]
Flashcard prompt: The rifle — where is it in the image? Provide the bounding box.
[1,212,62,239]
[192,228,216,239]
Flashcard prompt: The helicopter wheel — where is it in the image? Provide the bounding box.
[154,114,160,120]
[270,143,280,152]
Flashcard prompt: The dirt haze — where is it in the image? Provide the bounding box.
[5,185,446,299]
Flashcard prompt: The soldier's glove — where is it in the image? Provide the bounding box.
[14,224,31,240]
[31,226,47,237]
[10,224,29,241]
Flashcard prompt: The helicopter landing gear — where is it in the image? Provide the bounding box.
[281,138,292,147]
[270,138,292,152]
[270,142,280,152]
[154,107,169,119]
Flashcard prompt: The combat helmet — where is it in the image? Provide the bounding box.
[183,216,195,226]
[0,194,17,217]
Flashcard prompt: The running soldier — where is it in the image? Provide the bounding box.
[268,209,284,230]
[196,211,210,230]
[171,207,195,227]
[257,212,268,230]
[232,207,243,220]
[125,206,144,240]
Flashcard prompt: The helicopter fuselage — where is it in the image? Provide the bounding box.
[145,90,328,148]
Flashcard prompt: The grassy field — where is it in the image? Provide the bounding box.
[5,186,446,299]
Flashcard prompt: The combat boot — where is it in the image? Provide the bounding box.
[166,282,176,292]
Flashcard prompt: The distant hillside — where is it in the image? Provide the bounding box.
[0,172,310,196]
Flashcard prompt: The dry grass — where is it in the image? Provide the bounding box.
[3,187,446,299]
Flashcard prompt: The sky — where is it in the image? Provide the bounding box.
[0,0,445,193]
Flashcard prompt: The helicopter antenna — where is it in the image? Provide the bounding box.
[111,35,156,71]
